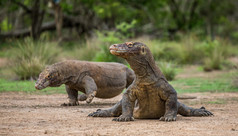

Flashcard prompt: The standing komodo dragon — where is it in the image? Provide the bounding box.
[35,60,135,106]
[89,42,213,121]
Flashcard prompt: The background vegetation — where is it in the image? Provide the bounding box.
[0,0,238,93]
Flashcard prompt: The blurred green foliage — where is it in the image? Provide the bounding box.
[1,33,237,80]
[0,0,238,81]
[0,18,12,32]
[0,0,237,41]
[93,30,123,62]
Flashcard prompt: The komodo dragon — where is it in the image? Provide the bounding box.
[88,42,213,121]
[35,60,135,106]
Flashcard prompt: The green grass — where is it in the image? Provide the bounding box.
[0,78,66,94]
[1,71,237,95]
[170,71,238,93]
[206,99,227,104]
[1,70,238,94]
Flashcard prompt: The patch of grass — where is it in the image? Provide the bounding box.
[206,99,227,104]
[170,71,238,93]
[0,78,66,94]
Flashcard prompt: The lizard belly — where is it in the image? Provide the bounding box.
[134,90,165,119]
[92,68,127,98]
[95,86,125,98]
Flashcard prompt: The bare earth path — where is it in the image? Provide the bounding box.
[0,92,238,136]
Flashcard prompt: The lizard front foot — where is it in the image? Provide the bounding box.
[112,115,134,122]
[61,101,79,106]
[159,114,176,122]
[61,99,79,106]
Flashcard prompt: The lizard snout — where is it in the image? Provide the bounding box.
[34,80,50,90]
[109,44,118,50]
[35,81,43,90]
[35,83,40,90]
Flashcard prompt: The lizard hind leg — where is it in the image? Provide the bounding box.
[86,90,97,103]
[82,75,98,104]
[78,94,87,101]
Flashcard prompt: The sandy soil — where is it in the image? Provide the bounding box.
[0,92,238,136]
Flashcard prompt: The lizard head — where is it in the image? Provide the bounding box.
[109,42,149,59]
[35,67,61,90]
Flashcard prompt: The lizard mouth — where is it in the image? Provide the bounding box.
[109,45,127,55]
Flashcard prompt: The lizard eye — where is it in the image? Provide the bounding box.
[142,47,145,53]
[128,43,133,48]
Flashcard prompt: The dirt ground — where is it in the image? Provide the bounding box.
[0,92,238,136]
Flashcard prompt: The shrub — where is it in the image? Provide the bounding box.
[157,61,177,81]
[93,31,124,63]
[203,46,224,71]
[178,35,203,64]
[8,38,60,80]
[201,40,227,71]
[67,38,99,61]
[147,41,182,62]
[116,20,137,38]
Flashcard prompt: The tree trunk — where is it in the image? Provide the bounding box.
[52,2,63,41]
[31,0,45,40]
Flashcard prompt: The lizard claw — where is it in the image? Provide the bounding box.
[61,101,79,106]
[159,116,176,122]
[112,115,134,122]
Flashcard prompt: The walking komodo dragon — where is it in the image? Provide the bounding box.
[89,42,213,121]
[35,60,135,105]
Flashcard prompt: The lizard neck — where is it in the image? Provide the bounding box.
[126,55,166,82]
[51,66,75,85]
[60,68,77,85]
[126,58,149,78]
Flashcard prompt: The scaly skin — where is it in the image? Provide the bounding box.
[88,42,213,121]
[35,60,135,106]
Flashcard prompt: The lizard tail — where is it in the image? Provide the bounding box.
[177,101,213,116]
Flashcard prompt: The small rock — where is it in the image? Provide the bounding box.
[44,130,48,134]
